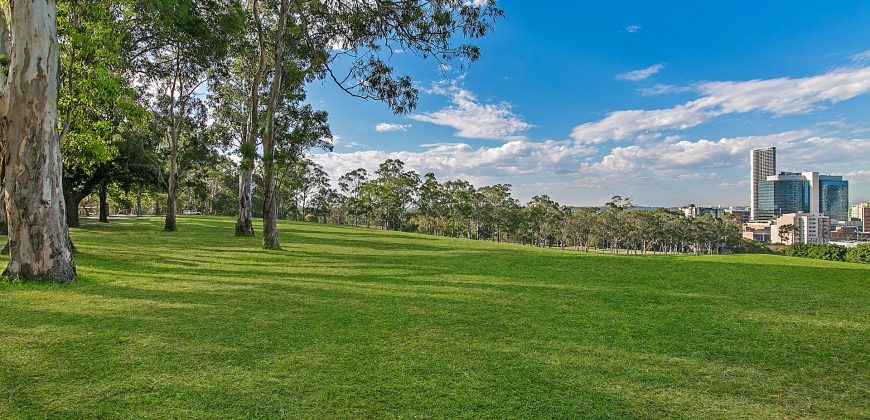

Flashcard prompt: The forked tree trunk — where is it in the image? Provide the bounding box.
[98,182,109,223]
[1,0,76,281]
[235,166,254,236]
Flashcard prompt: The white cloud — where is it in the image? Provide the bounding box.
[573,65,870,143]
[311,139,595,184]
[411,84,532,140]
[310,130,870,205]
[374,123,411,132]
[640,84,695,96]
[851,49,870,62]
[617,64,664,81]
[582,130,870,180]
[625,25,642,33]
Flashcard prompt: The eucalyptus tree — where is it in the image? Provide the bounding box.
[130,0,244,231]
[417,172,446,235]
[339,168,370,226]
[284,159,329,221]
[443,179,475,238]
[255,0,502,248]
[557,205,572,250]
[526,195,560,247]
[309,185,341,223]
[369,159,419,231]
[570,207,597,252]
[208,55,259,233]
[0,0,76,281]
[481,184,517,242]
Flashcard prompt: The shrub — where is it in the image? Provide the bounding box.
[845,244,870,264]
[785,243,846,261]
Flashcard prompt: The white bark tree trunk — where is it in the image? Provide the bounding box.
[235,167,254,235]
[261,0,289,250]
[236,0,267,238]
[1,0,76,281]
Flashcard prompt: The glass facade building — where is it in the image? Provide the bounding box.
[819,177,849,221]
[756,178,810,220]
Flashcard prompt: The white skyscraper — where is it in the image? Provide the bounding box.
[750,147,776,221]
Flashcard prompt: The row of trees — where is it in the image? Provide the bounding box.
[189,158,744,255]
[0,0,502,281]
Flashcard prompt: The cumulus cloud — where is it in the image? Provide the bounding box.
[582,130,870,179]
[573,65,870,143]
[625,25,642,33]
[310,129,870,204]
[617,64,664,81]
[410,84,532,140]
[311,139,595,183]
[374,123,411,132]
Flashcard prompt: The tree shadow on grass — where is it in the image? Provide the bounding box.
[2,218,868,417]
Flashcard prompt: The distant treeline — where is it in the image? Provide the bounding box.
[151,158,752,254]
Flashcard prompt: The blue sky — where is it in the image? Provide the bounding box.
[308,0,870,207]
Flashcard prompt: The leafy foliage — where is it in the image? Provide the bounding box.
[785,243,848,261]
[845,244,870,264]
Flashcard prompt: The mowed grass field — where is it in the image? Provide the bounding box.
[1,217,868,418]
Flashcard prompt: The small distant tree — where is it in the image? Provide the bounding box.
[778,224,797,244]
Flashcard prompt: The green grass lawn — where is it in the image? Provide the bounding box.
[1,216,868,418]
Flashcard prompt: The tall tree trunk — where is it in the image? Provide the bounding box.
[98,182,109,223]
[165,171,177,231]
[260,0,288,250]
[0,154,7,236]
[64,191,83,228]
[235,167,254,235]
[1,0,76,281]
[262,172,280,248]
[164,57,181,232]
[236,0,267,237]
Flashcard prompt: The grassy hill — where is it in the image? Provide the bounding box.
[1,217,868,418]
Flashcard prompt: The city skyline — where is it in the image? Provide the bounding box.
[306,1,870,207]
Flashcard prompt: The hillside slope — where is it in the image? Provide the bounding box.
[1,217,868,418]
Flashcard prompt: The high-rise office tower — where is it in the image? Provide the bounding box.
[818,175,849,221]
[757,172,810,220]
[750,147,776,221]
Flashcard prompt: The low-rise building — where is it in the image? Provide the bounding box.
[830,226,858,241]
[851,202,870,233]
[771,213,830,245]
[742,221,772,243]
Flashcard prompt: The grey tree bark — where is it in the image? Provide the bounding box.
[236,167,254,235]
[235,0,267,237]
[164,56,182,232]
[1,0,76,281]
[261,0,289,249]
